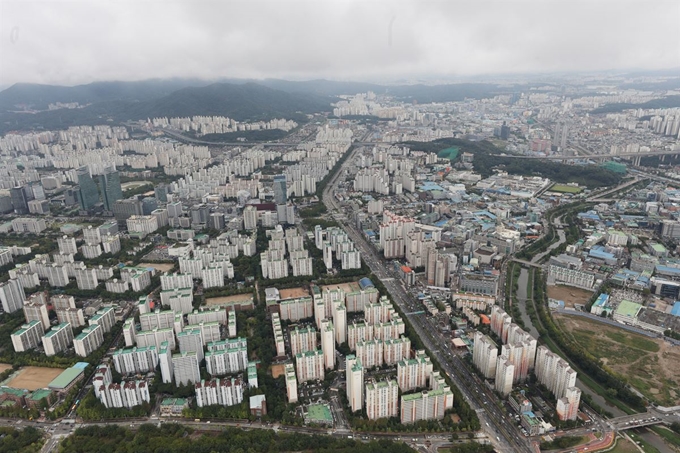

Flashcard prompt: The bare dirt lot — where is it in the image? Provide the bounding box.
[6,366,64,391]
[321,281,360,294]
[547,284,594,308]
[205,293,254,307]
[139,262,175,272]
[0,363,12,374]
[555,314,680,405]
[270,364,285,378]
[279,287,309,299]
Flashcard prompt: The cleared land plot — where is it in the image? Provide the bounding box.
[138,262,175,272]
[205,293,253,307]
[547,285,593,308]
[270,364,285,379]
[549,184,583,194]
[121,181,149,190]
[555,314,680,406]
[0,363,12,374]
[321,281,360,294]
[279,287,309,299]
[609,437,639,453]
[6,366,64,391]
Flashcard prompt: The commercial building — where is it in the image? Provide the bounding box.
[77,166,100,210]
[98,166,123,211]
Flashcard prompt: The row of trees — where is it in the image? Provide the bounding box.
[531,270,646,412]
[0,426,44,453]
[59,424,416,453]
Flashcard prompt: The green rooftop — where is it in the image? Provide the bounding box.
[30,388,52,401]
[615,300,642,318]
[48,367,84,390]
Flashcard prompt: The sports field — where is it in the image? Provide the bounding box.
[555,314,680,405]
[5,366,64,391]
[139,262,174,272]
[306,403,333,423]
[549,184,583,194]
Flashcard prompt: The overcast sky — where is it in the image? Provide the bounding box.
[1,0,679,87]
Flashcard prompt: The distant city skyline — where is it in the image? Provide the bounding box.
[1,0,678,87]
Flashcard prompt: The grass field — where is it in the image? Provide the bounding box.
[549,184,583,194]
[555,314,680,406]
[5,366,64,391]
[438,147,459,160]
[609,437,642,453]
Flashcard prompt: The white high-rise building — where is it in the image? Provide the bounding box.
[495,357,515,396]
[74,325,104,357]
[177,329,204,362]
[74,268,98,290]
[332,302,346,345]
[23,302,50,330]
[201,265,224,289]
[285,363,298,403]
[0,279,26,313]
[320,320,335,370]
[556,386,581,421]
[384,336,411,365]
[195,377,244,408]
[159,341,174,384]
[172,352,201,386]
[400,387,454,423]
[272,313,286,357]
[243,206,258,230]
[42,322,74,356]
[161,272,193,291]
[112,346,159,375]
[57,235,78,255]
[397,350,433,392]
[295,349,325,382]
[289,326,317,356]
[204,339,248,375]
[356,339,384,369]
[472,331,498,379]
[346,354,364,413]
[11,320,43,352]
[365,379,399,420]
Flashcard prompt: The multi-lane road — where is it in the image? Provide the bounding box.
[322,145,533,453]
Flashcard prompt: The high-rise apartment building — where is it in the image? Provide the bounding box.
[42,323,74,356]
[365,379,399,420]
[346,354,364,413]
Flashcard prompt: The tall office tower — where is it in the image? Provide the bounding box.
[273,174,287,205]
[10,186,29,214]
[77,166,100,210]
[0,279,26,313]
[365,379,399,420]
[98,166,123,211]
[346,354,364,413]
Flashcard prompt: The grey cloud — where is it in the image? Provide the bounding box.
[0,0,678,86]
